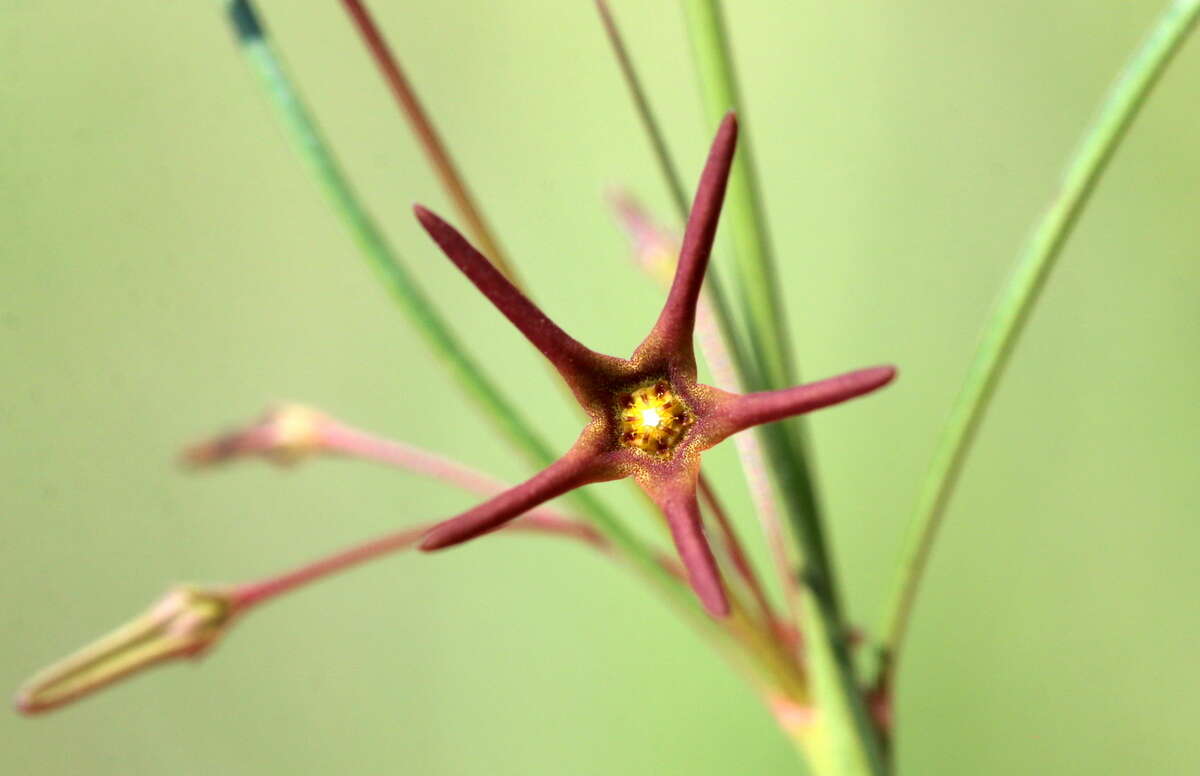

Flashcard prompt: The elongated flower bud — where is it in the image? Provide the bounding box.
[15,585,235,715]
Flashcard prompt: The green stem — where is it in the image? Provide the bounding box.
[874,0,1200,693]
[678,0,832,604]
[679,0,794,388]
[221,0,687,610]
[680,2,884,772]
[801,593,888,775]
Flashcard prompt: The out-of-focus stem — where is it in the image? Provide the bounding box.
[678,0,793,390]
[337,0,518,283]
[698,319,803,642]
[232,515,605,610]
[318,420,576,523]
[596,0,687,216]
[873,0,1200,697]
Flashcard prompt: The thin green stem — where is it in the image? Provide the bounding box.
[678,0,794,388]
[680,2,884,772]
[221,0,687,610]
[874,0,1200,693]
[801,592,888,776]
[678,0,832,604]
[594,0,689,218]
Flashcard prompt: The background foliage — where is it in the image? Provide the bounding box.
[3,1,1198,773]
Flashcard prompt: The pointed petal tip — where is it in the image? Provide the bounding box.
[412,203,434,224]
[867,364,898,388]
[701,589,731,618]
[868,362,897,388]
[716,112,738,147]
[418,520,474,552]
[13,690,38,716]
[414,205,455,237]
[417,531,448,552]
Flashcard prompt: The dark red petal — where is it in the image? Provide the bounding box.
[637,113,738,368]
[648,472,730,617]
[419,439,619,551]
[413,205,620,398]
[702,366,896,444]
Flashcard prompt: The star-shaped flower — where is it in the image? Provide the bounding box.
[414,113,895,616]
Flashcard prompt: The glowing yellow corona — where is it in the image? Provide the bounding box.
[617,381,693,456]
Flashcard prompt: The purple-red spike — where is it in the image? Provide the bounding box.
[639,112,738,364]
[653,476,729,617]
[413,205,619,397]
[419,441,618,551]
[707,366,896,443]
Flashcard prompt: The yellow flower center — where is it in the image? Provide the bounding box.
[617,381,693,456]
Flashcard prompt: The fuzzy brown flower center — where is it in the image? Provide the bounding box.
[617,381,693,456]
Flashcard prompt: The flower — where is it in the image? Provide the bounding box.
[413,112,895,616]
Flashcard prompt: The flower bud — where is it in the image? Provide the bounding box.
[183,403,326,467]
[15,585,234,714]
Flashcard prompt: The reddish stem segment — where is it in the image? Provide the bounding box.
[233,514,607,611]
[233,526,426,609]
[322,421,524,498]
[338,0,518,283]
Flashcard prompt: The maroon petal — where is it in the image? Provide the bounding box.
[414,205,622,399]
[419,433,620,551]
[636,113,738,368]
[646,469,730,617]
[700,366,896,445]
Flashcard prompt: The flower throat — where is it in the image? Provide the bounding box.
[618,381,693,456]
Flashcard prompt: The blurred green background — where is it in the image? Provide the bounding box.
[3,1,1198,773]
